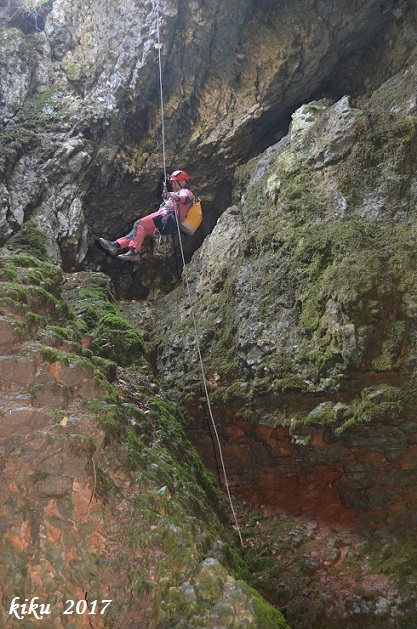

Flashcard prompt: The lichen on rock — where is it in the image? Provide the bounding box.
[0,225,286,628]
[153,51,417,544]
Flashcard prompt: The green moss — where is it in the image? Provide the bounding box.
[291,383,410,435]
[302,401,336,426]
[95,466,120,502]
[0,282,28,301]
[0,126,37,158]
[39,346,83,366]
[43,324,80,343]
[246,214,407,383]
[0,274,70,324]
[31,470,49,483]
[20,86,61,126]
[121,398,238,550]
[90,355,117,380]
[1,314,24,338]
[68,434,96,456]
[212,82,417,406]
[81,398,123,440]
[335,385,404,434]
[70,288,119,329]
[371,320,406,371]
[0,240,67,342]
[243,151,327,251]
[66,286,148,368]
[335,81,417,208]
[90,313,146,367]
[163,267,244,411]
[0,295,29,318]
[6,223,48,261]
[25,285,69,318]
[63,62,81,82]
[0,258,63,300]
[0,234,290,623]
[250,587,290,628]
[4,253,44,268]
[364,531,417,616]
[24,311,45,329]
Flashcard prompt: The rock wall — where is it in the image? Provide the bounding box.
[1,0,416,286]
[2,1,417,626]
[153,44,417,530]
[0,230,286,628]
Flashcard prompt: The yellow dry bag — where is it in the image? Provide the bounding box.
[180,194,203,235]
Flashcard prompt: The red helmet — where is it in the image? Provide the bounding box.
[169,170,189,184]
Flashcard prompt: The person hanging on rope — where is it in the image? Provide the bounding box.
[98,170,193,262]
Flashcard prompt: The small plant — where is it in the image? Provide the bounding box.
[31,470,49,483]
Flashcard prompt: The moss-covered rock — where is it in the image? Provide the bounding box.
[6,222,49,261]
[155,64,417,421]
[0,226,286,628]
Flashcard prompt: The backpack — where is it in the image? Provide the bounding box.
[180,194,203,235]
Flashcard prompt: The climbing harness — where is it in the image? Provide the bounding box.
[152,233,173,259]
[153,209,177,236]
[154,0,243,548]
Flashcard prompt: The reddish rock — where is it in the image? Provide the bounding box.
[1,407,52,437]
[0,318,22,354]
[0,356,37,388]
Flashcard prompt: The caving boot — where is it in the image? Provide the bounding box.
[117,250,141,262]
[99,238,120,256]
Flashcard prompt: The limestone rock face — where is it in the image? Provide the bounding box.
[0,28,32,116]
[3,2,417,625]
[0,0,416,281]
[153,47,417,531]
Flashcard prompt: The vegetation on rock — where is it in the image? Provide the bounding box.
[0,225,286,627]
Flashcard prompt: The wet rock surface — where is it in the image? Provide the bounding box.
[145,40,417,625]
[0,240,286,628]
[239,503,414,629]
[2,1,417,626]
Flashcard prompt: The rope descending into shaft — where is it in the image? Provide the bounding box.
[155,0,167,182]
[154,0,244,548]
[173,218,244,548]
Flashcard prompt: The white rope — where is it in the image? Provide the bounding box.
[174,220,244,548]
[155,0,167,182]
[154,1,244,548]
